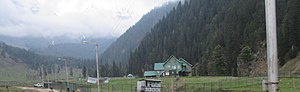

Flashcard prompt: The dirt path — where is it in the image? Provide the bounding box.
[18,87,59,92]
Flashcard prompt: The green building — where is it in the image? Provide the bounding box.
[143,55,192,77]
[163,55,192,76]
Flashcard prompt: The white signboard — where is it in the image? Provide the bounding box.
[87,77,98,84]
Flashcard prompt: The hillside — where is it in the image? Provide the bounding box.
[128,0,300,76]
[0,42,85,81]
[101,2,178,65]
[0,52,36,81]
[280,53,300,74]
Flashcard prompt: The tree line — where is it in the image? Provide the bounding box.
[128,0,300,76]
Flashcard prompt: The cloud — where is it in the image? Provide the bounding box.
[0,0,176,38]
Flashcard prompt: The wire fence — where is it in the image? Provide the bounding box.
[1,73,300,92]
[161,77,263,92]
[0,77,269,92]
[44,82,92,92]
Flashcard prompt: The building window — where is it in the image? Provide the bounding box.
[173,66,176,69]
[166,72,169,75]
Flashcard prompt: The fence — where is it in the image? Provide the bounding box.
[43,81,92,92]
[47,77,263,92]
[74,77,263,92]
[161,77,263,92]
[1,75,299,92]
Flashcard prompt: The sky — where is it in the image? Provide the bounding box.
[0,0,176,39]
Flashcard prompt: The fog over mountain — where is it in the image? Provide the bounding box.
[0,0,178,38]
[0,35,116,59]
[0,0,179,58]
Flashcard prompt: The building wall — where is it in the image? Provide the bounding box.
[186,65,192,72]
[164,57,182,71]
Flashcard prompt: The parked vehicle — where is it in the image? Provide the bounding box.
[34,83,44,87]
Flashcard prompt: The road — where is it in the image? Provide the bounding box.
[18,87,59,92]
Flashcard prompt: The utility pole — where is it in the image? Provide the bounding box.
[265,0,279,91]
[58,57,69,89]
[65,60,69,88]
[47,72,50,89]
[54,65,57,82]
[95,44,100,92]
[82,40,100,92]
[41,65,44,84]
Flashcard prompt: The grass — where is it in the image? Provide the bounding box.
[76,76,300,92]
[226,77,300,92]
[0,65,29,82]
[1,74,299,92]
[0,86,23,91]
[66,77,264,92]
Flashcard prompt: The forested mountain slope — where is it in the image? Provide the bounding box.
[0,41,101,81]
[101,2,178,65]
[0,41,89,78]
[129,0,300,76]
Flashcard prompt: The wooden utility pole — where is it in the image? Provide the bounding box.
[41,65,44,83]
[265,0,279,91]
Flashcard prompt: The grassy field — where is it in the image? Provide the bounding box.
[78,77,299,92]
[1,76,299,92]
[74,77,264,92]
[0,86,23,91]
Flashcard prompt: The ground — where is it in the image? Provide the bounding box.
[18,87,58,92]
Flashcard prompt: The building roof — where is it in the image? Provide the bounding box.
[154,63,164,71]
[163,55,192,67]
[178,58,192,66]
[144,71,157,77]
[163,55,179,66]
[139,79,162,82]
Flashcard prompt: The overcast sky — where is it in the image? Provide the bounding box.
[0,0,176,39]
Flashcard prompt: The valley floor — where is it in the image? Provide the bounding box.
[18,87,58,92]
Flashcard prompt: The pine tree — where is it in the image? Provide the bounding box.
[82,66,87,78]
[210,45,228,76]
[237,46,254,76]
[70,68,73,76]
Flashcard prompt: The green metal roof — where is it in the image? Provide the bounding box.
[144,71,158,77]
[154,63,164,71]
[178,58,192,66]
[163,55,179,66]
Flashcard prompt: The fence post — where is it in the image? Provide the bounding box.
[293,78,296,92]
[219,81,221,89]
[185,83,187,92]
[112,85,114,92]
[252,78,254,85]
[203,83,205,92]
[210,82,213,92]
[229,78,232,88]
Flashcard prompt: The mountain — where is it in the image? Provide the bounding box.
[128,0,300,76]
[0,35,116,59]
[0,41,50,81]
[31,38,116,59]
[101,2,178,65]
[0,41,90,81]
[0,46,36,81]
